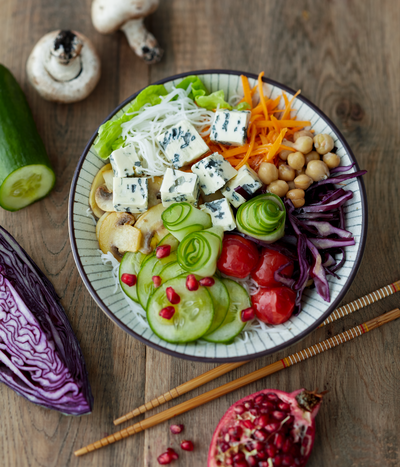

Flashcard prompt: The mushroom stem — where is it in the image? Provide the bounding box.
[44,30,83,82]
[120,19,163,64]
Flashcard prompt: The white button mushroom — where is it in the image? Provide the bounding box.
[26,30,101,103]
[91,0,163,64]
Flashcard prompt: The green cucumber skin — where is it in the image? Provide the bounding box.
[0,65,55,209]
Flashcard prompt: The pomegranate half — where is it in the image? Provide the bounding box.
[208,388,324,467]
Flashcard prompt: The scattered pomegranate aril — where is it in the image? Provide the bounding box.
[180,440,194,451]
[159,306,175,320]
[208,388,324,467]
[199,277,215,287]
[166,286,181,304]
[169,424,184,434]
[157,451,172,465]
[156,244,171,259]
[152,275,162,288]
[167,448,179,460]
[121,273,137,287]
[241,306,255,322]
[186,274,199,291]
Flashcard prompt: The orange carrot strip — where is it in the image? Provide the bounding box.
[223,145,250,158]
[241,75,253,109]
[271,115,281,132]
[257,72,269,120]
[264,128,287,162]
[279,144,296,152]
[281,90,301,120]
[236,125,257,170]
[256,120,311,129]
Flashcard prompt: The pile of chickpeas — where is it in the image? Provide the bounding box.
[257,131,340,208]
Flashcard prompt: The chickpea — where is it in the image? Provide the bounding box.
[286,189,305,208]
[294,174,313,190]
[279,149,292,161]
[277,157,286,167]
[267,180,289,197]
[287,181,296,190]
[293,136,313,154]
[296,168,305,176]
[258,162,278,185]
[323,152,341,169]
[306,160,330,182]
[313,133,334,155]
[293,130,314,142]
[287,151,305,170]
[278,163,296,182]
[305,151,320,164]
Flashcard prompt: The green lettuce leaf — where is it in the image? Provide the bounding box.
[234,101,251,111]
[176,75,209,100]
[94,84,168,160]
[195,90,232,111]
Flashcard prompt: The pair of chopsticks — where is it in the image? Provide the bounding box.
[75,280,400,457]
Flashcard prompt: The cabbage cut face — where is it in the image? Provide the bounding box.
[0,226,93,415]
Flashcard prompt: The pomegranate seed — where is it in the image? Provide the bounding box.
[186,274,199,291]
[152,275,162,287]
[254,394,265,405]
[259,461,270,466]
[232,452,245,462]
[272,410,286,421]
[169,424,184,434]
[156,244,171,259]
[266,444,277,457]
[234,405,245,415]
[252,441,264,451]
[157,451,172,465]
[166,286,180,304]
[167,448,179,460]
[265,423,280,434]
[242,419,255,430]
[282,438,293,453]
[234,462,248,467]
[244,401,254,410]
[256,451,268,460]
[249,408,259,416]
[278,402,291,412]
[266,393,279,402]
[241,306,255,322]
[225,457,233,466]
[282,454,294,466]
[255,415,269,427]
[290,444,301,457]
[159,306,175,320]
[228,425,243,439]
[199,276,215,287]
[274,432,285,450]
[121,273,137,287]
[180,440,194,451]
[274,455,283,467]
[262,401,276,411]
[247,456,257,467]
[254,429,267,442]
[220,442,230,453]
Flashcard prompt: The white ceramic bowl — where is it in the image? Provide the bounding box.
[68,70,367,362]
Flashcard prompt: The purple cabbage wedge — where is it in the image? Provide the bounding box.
[0,226,93,415]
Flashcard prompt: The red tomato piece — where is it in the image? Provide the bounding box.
[252,287,296,325]
[217,234,259,279]
[251,248,294,287]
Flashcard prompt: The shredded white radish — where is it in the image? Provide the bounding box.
[85,207,97,226]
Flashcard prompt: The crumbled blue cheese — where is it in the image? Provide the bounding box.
[113,177,148,213]
[222,164,262,208]
[200,199,236,231]
[210,109,251,146]
[160,168,200,206]
[157,120,209,168]
[109,145,144,177]
[191,153,237,195]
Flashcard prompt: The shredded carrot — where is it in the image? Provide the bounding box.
[241,75,253,109]
[236,125,257,170]
[257,72,269,120]
[264,129,287,162]
[271,115,281,133]
[281,90,301,120]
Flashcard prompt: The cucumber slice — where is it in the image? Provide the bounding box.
[137,254,158,309]
[152,252,178,277]
[203,279,251,344]
[147,276,214,343]
[203,277,230,336]
[157,233,180,252]
[159,261,185,284]
[119,251,146,302]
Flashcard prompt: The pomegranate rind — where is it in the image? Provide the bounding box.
[207,388,322,467]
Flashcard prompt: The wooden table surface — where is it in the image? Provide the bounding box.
[1,1,400,466]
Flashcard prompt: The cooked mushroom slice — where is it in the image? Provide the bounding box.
[102,170,114,192]
[135,203,168,254]
[95,185,115,212]
[26,30,101,103]
[148,176,163,208]
[96,212,111,241]
[89,163,112,218]
[91,0,163,64]
[99,212,141,261]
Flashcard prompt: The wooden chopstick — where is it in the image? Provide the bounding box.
[113,279,400,425]
[75,307,400,457]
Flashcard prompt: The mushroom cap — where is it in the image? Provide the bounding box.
[92,0,159,34]
[26,30,101,104]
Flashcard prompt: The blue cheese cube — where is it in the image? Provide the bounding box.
[210,109,251,146]
[160,168,200,206]
[113,177,148,213]
[157,120,209,168]
[109,145,144,177]
[222,164,262,208]
[191,153,237,196]
[200,199,236,231]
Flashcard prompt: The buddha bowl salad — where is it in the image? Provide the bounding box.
[89,72,366,345]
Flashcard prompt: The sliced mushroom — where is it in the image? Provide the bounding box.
[99,212,141,261]
[135,203,168,254]
[96,212,111,241]
[95,185,114,212]
[148,176,163,208]
[103,170,114,192]
[89,163,112,218]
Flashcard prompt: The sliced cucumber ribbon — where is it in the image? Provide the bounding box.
[161,202,212,241]
[236,193,286,243]
[177,227,223,277]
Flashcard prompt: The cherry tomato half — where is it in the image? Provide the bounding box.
[252,287,296,325]
[217,234,259,279]
[251,248,294,287]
